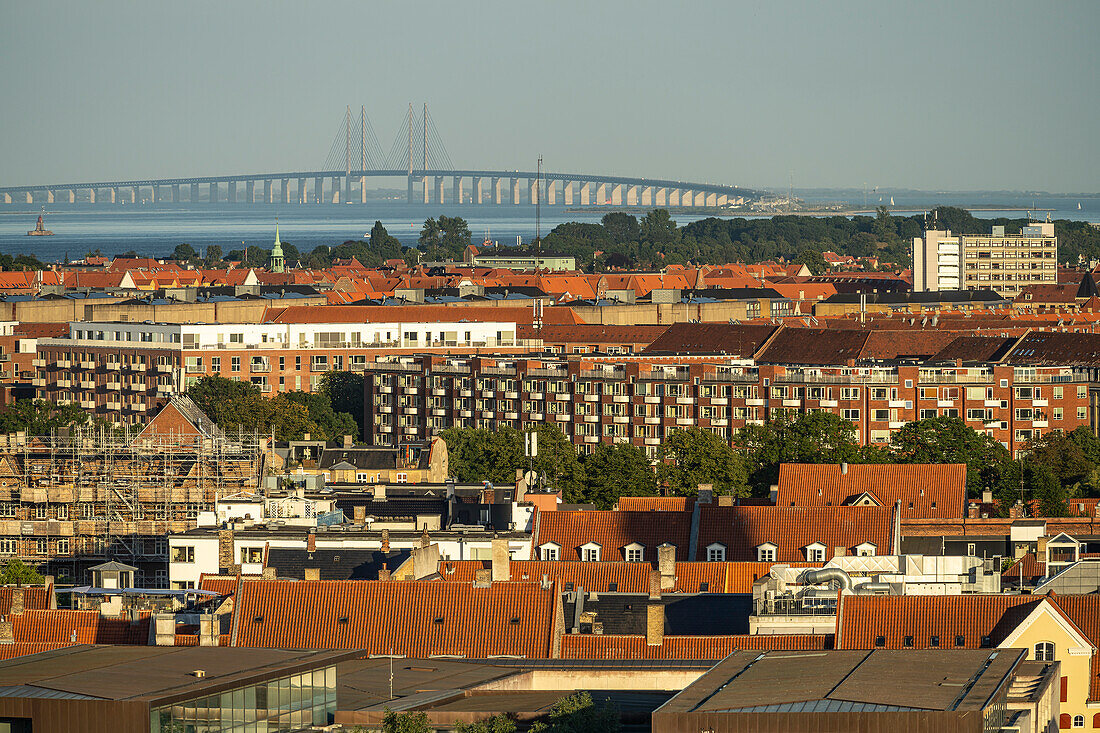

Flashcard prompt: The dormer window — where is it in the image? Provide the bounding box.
[623,542,645,563]
[757,542,777,562]
[805,542,827,563]
[855,542,877,557]
[538,542,560,561]
[706,543,726,562]
[580,542,601,562]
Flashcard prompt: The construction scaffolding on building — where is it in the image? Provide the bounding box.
[0,418,265,586]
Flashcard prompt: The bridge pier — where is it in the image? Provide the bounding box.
[546,180,556,205]
[188,183,197,203]
[331,177,341,203]
[279,179,289,204]
[562,181,573,207]
[578,182,590,206]
[171,184,180,203]
[88,188,96,204]
[491,178,502,205]
[344,176,352,203]
[509,178,520,205]
[434,176,445,204]
[66,189,75,204]
[2,193,10,204]
[528,178,538,206]
[452,176,463,205]
[312,177,322,204]
[245,181,254,204]
[263,180,271,204]
[471,177,482,204]
[296,178,305,204]
[227,181,237,204]
[209,182,218,204]
[359,175,367,204]
[705,192,717,207]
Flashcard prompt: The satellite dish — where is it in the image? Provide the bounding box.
[524,470,538,487]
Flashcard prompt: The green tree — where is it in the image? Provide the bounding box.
[418,218,441,248]
[454,714,517,733]
[370,221,403,261]
[794,247,827,275]
[186,376,319,441]
[172,243,198,262]
[601,212,640,245]
[0,399,94,435]
[1025,426,1100,494]
[889,416,1013,496]
[657,428,748,497]
[640,209,679,245]
[318,370,365,435]
[529,691,620,733]
[281,391,358,441]
[439,427,496,482]
[0,558,44,585]
[186,376,261,427]
[579,443,656,508]
[736,411,864,496]
[438,425,584,498]
[1028,462,1068,517]
[204,245,223,268]
[381,710,431,733]
[438,215,472,250]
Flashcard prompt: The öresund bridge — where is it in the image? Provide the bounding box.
[0,105,761,209]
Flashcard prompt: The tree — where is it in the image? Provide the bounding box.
[418,218,441,248]
[579,443,656,508]
[281,390,358,442]
[454,714,517,733]
[889,416,1013,496]
[657,428,748,497]
[438,215,472,250]
[381,710,431,733]
[529,691,620,733]
[0,558,44,585]
[1025,427,1100,495]
[186,376,319,441]
[736,411,864,496]
[1028,462,1068,517]
[640,209,678,245]
[186,376,262,427]
[204,245,223,268]
[0,399,94,435]
[172,243,198,262]
[438,425,584,498]
[601,213,640,244]
[318,370,365,435]
[794,247,827,275]
[370,221,403,261]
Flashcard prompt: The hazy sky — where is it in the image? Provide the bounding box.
[2,1,1097,192]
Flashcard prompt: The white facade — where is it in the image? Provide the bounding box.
[914,223,1057,297]
[912,230,961,292]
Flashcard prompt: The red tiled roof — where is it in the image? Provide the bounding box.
[0,586,50,616]
[1053,596,1100,701]
[11,609,150,644]
[615,496,695,512]
[199,574,242,597]
[559,633,830,660]
[231,579,556,658]
[1002,552,1046,588]
[835,594,1036,650]
[0,642,74,661]
[534,510,692,561]
[776,464,967,519]
[438,561,651,593]
[707,562,822,593]
[696,505,895,562]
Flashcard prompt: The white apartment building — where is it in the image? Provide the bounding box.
[913,222,1057,298]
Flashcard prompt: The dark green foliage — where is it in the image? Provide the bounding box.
[381,710,431,733]
[1027,462,1068,517]
[736,411,865,496]
[529,691,620,733]
[889,416,1015,497]
[0,558,44,585]
[281,390,358,442]
[318,370,365,435]
[1025,427,1100,495]
[0,399,96,434]
[454,713,517,733]
[657,428,748,497]
[580,443,658,508]
[440,424,585,499]
[186,375,329,441]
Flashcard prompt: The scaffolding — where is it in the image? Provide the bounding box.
[0,425,264,581]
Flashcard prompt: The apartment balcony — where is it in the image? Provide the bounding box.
[530,413,544,421]
[105,382,121,390]
[1032,421,1048,428]
[1032,399,1048,407]
[56,399,72,406]
[157,364,174,373]
[32,358,46,368]
[53,379,72,389]
[746,399,765,406]
[79,400,95,409]
[583,415,598,423]
[54,359,72,369]
[130,363,147,372]
[555,393,571,401]
[403,408,418,415]
[105,362,121,371]
[889,400,906,408]
[78,379,95,389]
[889,421,906,429]
[644,417,660,424]
[458,410,472,417]
[184,365,204,374]
[131,384,146,392]
[431,409,446,417]
[644,396,660,404]
[32,378,46,387]
[819,400,838,407]
[131,403,147,412]
[710,398,728,405]
[378,425,393,433]
[782,399,800,407]
[377,406,393,414]
[79,360,95,369]
[583,436,599,443]
[555,414,571,422]
[157,385,174,394]
[676,418,694,426]
[529,392,544,400]
[645,438,660,446]
[106,401,122,411]
[712,419,728,426]
[458,389,472,397]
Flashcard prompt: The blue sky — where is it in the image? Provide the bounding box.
[1,0,1097,191]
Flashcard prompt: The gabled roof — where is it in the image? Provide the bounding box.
[641,323,779,357]
[438,560,651,593]
[776,464,967,519]
[615,496,696,512]
[560,633,830,660]
[534,510,692,561]
[755,327,871,365]
[696,505,895,562]
[134,396,224,444]
[230,579,556,658]
[0,586,51,616]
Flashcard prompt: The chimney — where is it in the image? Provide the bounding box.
[353,505,366,525]
[840,463,848,475]
[473,568,491,588]
[304,568,320,581]
[420,527,430,548]
[306,532,316,552]
[153,613,175,646]
[982,490,993,504]
[696,484,713,504]
[381,528,390,553]
[217,529,235,573]
[10,588,24,616]
[378,566,391,582]
[491,537,511,583]
[968,503,979,519]
[198,614,218,647]
[303,432,311,441]
[658,544,676,591]
[1036,536,1049,559]
[648,570,662,600]
[262,567,277,580]
[833,546,846,558]
[343,435,353,447]
[412,543,440,580]
[646,602,665,646]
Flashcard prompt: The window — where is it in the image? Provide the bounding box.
[930,635,939,647]
[625,545,644,562]
[240,547,263,564]
[757,544,777,562]
[231,356,241,372]
[1073,715,1084,728]
[1034,642,1055,661]
[35,538,47,555]
[0,538,16,554]
[581,544,601,562]
[842,409,860,420]
[57,538,69,555]
[56,504,68,520]
[706,543,726,562]
[540,544,560,561]
[171,545,195,563]
[955,635,965,647]
[35,504,48,519]
[874,635,885,647]
[211,356,221,372]
[903,635,913,648]
[806,545,826,562]
[1078,406,1087,420]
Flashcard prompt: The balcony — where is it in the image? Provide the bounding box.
[131,384,146,392]
[250,361,271,373]
[130,363,147,372]
[32,359,46,368]
[53,379,72,389]
[105,381,121,390]
[79,400,95,409]
[54,359,72,369]
[184,365,204,374]
[79,380,95,389]
[105,362,121,371]
[79,360,95,369]
[106,401,122,410]
[157,364,174,373]
[32,378,45,387]
[157,385,174,394]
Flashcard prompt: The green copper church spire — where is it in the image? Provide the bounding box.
[269,219,285,273]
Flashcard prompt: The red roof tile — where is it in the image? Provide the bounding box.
[231,579,556,658]
[0,586,50,616]
[1002,552,1046,588]
[0,643,74,660]
[534,510,692,561]
[696,505,895,562]
[438,561,651,593]
[776,464,967,519]
[615,497,695,512]
[11,609,150,644]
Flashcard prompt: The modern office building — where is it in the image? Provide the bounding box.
[914,222,1057,298]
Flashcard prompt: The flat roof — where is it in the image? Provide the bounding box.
[0,646,360,706]
[657,649,1024,715]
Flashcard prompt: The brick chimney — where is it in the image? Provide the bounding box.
[658,544,676,591]
[198,614,218,647]
[378,566,391,582]
[491,537,510,583]
[344,435,353,447]
[262,567,277,580]
[381,528,390,553]
[10,588,24,616]
[648,570,661,600]
[306,532,316,552]
[696,484,713,504]
[420,527,430,548]
[217,529,235,573]
[646,603,664,647]
[153,613,175,646]
[304,568,320,581]
[968,502,979,519]
[353,505,366,525]
[473,568,491,588]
